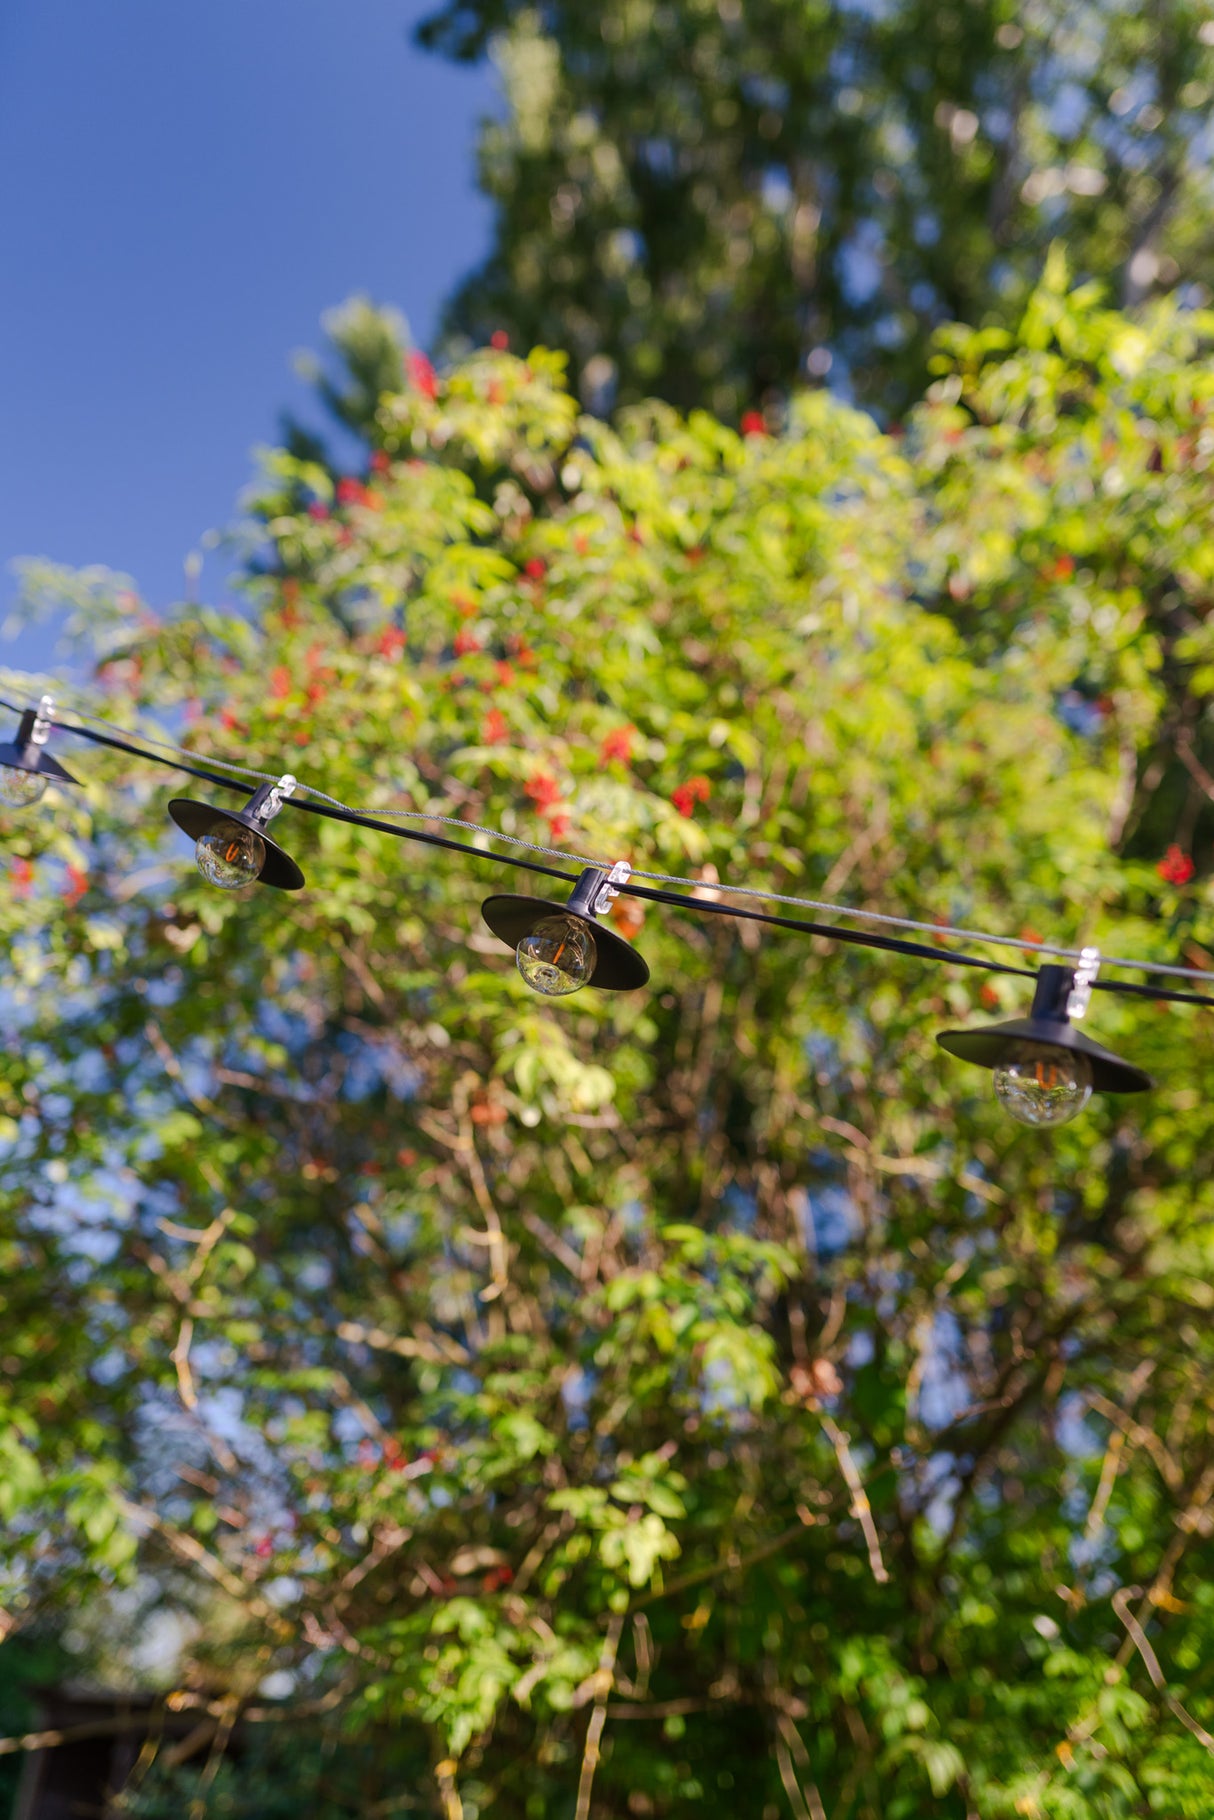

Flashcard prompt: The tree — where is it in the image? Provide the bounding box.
[417,0,1214,418]
[6,276,1214,1816]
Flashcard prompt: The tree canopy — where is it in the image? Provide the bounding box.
[418,0,1214,417]
[6,272,1214,1816]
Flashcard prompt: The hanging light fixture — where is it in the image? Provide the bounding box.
[168,774,304,891]
[481,863,649,995]
[0,696,78,806]
[936,951,1151,1126]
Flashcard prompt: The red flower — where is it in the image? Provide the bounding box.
[12,858,33,898]
[408,351,438,400]
[254,1536,273,1560]
[741,411,767,437]
[524,558,546,581]
[671,775,712,818]
[546,812,572,843]
[490,330,510,351]
[306,683,327,706]
[270,666,292,699]
[453,629,481,657]
[307,501,329,521]
[574,534,590,556]
[483,709,509,744]
[599,725,635,766]
[220,708,240,731]
[1053,553,1076,581]
[487,380,505,406]
[336,477,363,506]
[1158,845,1196,886]
[452,592,478,619]
[369,449,391,474]
[378,626,406,658]
[525,772,562,810]
[363,488,383,512]
[63,865,88,906]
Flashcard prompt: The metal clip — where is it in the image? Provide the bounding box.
[1067,947,1100,1019]
[594,860,632,917]
[30,695,55,748]
[260,774,297,824]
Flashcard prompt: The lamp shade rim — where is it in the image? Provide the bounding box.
[937,1015,1151,1093]
[481,893,650,989]
[168,797,305,891]
[0,740,78,784]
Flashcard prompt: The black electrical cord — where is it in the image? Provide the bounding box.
[13,701,1214,1010]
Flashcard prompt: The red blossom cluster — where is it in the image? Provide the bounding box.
[490,330,510,350]
[599,725,635,766]
[369,449,392,475]
[453,630,482,658]
[741,411,767,437]
[335,477,382,510]
[63,865,88,907]
[482,709,509,744]
[378,626,406,658]
[671,775,712,818]
[524,558,546,582]
[525,772,562,810]
[408,351,438,400]
[12,858,33,898]
[1158,845,1196,885]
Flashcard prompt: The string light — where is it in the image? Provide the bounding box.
[937,954,1151,1125]
[0,696,78,806]
[0,692,1208,1116]
[168,775,304,891]
[482,864,649,995]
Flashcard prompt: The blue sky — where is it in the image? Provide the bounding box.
[0,0,494,667]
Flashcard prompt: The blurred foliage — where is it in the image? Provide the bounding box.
[416,0,1214,417]
[6,273,1214,1816]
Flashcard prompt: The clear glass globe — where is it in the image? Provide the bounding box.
[196,824,266,890]
[516,914,597,996]
[0,763,47,807]
[993,1042,1093,1127]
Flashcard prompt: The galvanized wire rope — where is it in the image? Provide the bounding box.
[8,691,1214,1000]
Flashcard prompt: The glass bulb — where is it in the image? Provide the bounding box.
[196,824,266,890]
[993,1042,1093,1128]
[516,914,597,996]
[0,763,47,807]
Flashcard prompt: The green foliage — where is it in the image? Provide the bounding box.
[417,0,1214,417]
[7,276,1214,1814]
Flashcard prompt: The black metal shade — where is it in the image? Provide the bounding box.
[937,965,1151,1094]
[481,891,650,990]
[168,797,305,891]
[936,1016,1151,1093]
[0,739,77,786]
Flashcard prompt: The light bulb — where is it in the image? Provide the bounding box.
[516,914,597,996]
[0,764,47,807]
[993,1042,1092,1128]
[196,824,266,890]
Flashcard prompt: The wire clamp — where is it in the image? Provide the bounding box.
[260,774,297,823]
[594,861,632,917]
[1067,947,1101,1019]
[30,695,55,748]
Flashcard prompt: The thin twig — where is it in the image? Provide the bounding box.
[574,1612,626,1820]
[819,1414,890,1584]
